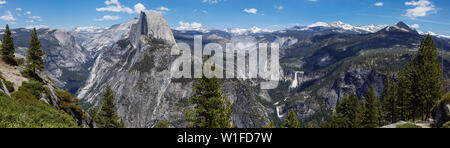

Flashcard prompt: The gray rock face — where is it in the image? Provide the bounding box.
[77,10,195,127]
[318,67,386,108]
[433,100,450,127]
[71,18,138,54]
[77,10,271,128]
[7,28,91,93]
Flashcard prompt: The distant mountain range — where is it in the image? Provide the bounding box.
[1,13,450,128]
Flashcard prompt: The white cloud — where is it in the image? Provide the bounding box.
[374,2,384,6]
[97,0,134,14]
[25,25,49,29]
[95,15,121,21]
[25,11,31,15]
[29,16,42,22]
[202,0,222,4]
[0,1,6,5]
[0,11,15,21]
[97,0,148,14]
[404,0,436,19]
[134,3,146,13]
[243,8,258,14]
[410,24,420,29]
[308,0,318,2]
[15,8,22,11]
[176,21,203,31]
[275,6,284,11]
[157,6,170,12]
[308,22,328,28]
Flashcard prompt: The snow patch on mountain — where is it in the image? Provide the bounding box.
[223,26,274,35]
[418,30,450,39]
[71,18,138,53]
[300,21,386,34]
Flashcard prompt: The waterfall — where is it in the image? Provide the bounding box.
[290,71,304,88]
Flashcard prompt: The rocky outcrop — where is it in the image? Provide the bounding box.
[318,67,386,108]
[35,69,94,128]
[9,28,91,93]
[433,99,450,128]
[78,10,271,128]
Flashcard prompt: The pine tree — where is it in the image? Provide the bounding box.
[283,110,300,128]
[185,76,234,128]
[414,35,443,120]
[396,35,443,121]
[95,86,125,128]
[1,24,16,65]
[335,93,362,128]
[26,28,45,78]
[397,65,413,121]
[361,86,382,128]
[383,76,399,123]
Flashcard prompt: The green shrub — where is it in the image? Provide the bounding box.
[0,72,15,92]
[57,89,86,120]
[15,58,24,66]
[18,80,44,100]
[4,80,14,92]
[443,122,450,128]
[20,70,32,79]
[12,90,37,105]
[154,120,170,128]
[396,123,422,128]
[0,91,9,97]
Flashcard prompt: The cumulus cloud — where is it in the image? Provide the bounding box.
[0,11,15,21]
[96,0,149,14]
[0,1,6,5]
[404,0,436,19]
[176,21,203,31]
[95,15,121,21]
[134,3,146,13]
[374,2,384,6]
[308,0,318,2]
[15,8,22,11]
[97,0,134,14]
[243,8,258,14]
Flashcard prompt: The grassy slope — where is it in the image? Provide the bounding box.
[0,93,79,128]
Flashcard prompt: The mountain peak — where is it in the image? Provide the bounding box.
[395,21,412,30]
[332,21,345,26]
[131,10,176,46]
[380,21,418,34]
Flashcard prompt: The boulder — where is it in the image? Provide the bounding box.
[433,94,450,128]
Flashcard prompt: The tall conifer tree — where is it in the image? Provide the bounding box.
[26,28,45,74]
[95,86,125,128]
[362,86,382,128]
[283,110,300,128]
[1,24,16,65]
[185,76,234,128]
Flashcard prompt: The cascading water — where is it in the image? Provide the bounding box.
[290,71,304,88]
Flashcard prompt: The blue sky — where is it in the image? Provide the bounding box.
[0,0,449,35]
